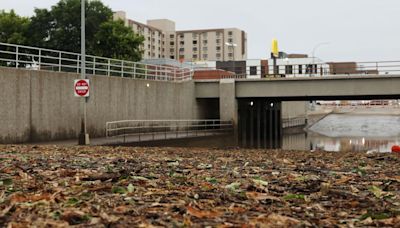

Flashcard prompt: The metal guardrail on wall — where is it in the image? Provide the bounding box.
[282,117,307,128]
[192,60,400,80]
[106,119,233,142]
[267,61,400,77]
[0,42,193,81]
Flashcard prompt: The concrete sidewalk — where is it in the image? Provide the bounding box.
[30,131,228,146]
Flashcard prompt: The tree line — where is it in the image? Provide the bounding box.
[0,0,144,62]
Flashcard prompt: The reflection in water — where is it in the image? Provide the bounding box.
[242,114,400,152]
[309,136,399,153]
[306,114,400,152]
[130,115,400,153]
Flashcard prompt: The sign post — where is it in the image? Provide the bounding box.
[78,0,90,145]
[271,39,279,76]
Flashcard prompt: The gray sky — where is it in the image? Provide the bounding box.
[1,0,400,61]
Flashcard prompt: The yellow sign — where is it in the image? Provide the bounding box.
[271,39,279,57]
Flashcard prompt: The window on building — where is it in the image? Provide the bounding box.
[147,37,150,41]
[179,34,184,39]
[306,65,312,74]
[216,39,221,44]
[192,33,197,38]
[170,48,174,53]
[228,31,233,36]
[228,53,233,57]
[170,34,174,38]
[170,41,174,46]
[203,54,208,59]
[285,65,293,74]
[193,40,197,45]
[158,54,161,58]
[216,53,221,58]
[179,55,184,59]
[148,44,151,49]
[152,38,155,42]
[180,41,184,45]
[216,32,221,37]
[193,47,197,52]
[147,51,150,56]
[250,66,257,75]
[298,65,303,74]
[228,38,233,43]
[170,55,175,59]
[179,48,184,52]
[203,40,208,45]
[162,41,165,45]
[203,47,208,51]
[275,66,279,74]
[216,46,221,51]
[202,33,208,38]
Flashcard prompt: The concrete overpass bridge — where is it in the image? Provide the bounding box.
[195,75,400,100]
[194,75,400,148]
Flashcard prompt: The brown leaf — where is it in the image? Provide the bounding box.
[255,213,301,226]
[100,212,120,223]
[246,192,282,202]
[61,210,88,225]
[335,175,352,185]
[187,206,222,219]
[10,193,52,204]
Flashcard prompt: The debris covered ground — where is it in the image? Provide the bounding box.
[0,145,399,227]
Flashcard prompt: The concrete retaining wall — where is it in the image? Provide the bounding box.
[0,68,199,143]
[282,101,308,120]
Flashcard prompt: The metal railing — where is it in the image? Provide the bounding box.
[106,119,233,142]
[282,117,307,128]
[0,42,193,81]
[268,61,400,77]
[192,60,400,80]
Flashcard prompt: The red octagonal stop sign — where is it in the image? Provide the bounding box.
[74,79,90,97]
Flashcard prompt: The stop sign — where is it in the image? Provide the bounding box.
[74,79,90,97]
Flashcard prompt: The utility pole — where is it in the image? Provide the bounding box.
[79,0,90,145]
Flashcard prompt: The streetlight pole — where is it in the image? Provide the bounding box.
[225,42,237,75]
[79,0,89,145]
[311,42,329,76]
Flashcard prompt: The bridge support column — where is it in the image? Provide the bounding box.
[219,79,238,141]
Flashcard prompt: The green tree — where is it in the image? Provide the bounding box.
[28,0,113,54]
[93,20,144,61]
[0,10,30,44]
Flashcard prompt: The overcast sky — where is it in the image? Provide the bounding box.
[1,0,399,61]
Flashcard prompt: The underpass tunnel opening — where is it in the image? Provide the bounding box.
[196,98,220,119]
[238,98,282,149]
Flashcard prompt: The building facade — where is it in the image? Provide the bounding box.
[113,11,247,62]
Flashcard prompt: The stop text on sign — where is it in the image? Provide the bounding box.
[74,79,90,97]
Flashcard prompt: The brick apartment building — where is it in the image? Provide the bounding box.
[113,11,247,62]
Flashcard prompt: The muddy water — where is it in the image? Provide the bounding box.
[128,114,400,153]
